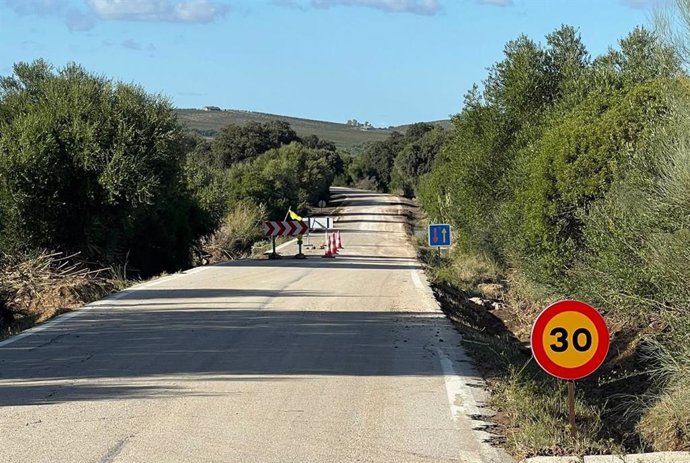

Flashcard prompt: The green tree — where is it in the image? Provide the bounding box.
[392,127,447,197]
[0,60,204,276]
[211,120,299,168]
[225,142,336,219]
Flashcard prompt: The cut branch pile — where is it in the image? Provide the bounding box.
[0,251,115,335]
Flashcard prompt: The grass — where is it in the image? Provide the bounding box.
[636,315,690,451]
[175,108,451,151]
[195,201,267,264]
[416,247,675,459]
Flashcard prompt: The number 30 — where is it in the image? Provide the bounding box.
[549,327,592,352]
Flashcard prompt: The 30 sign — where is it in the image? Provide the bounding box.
[531,300,609,381]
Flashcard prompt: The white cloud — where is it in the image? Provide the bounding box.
[1,0,65,16]
[65,9,98,30]
[309,0,441,15]
[87,0,229,23]
[477,0,513,7]
[1,0,228,30]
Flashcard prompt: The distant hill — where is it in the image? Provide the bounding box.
[175,109,451,151]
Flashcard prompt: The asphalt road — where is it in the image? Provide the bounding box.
[0,187,511,463]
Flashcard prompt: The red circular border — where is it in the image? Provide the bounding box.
[530,300,610,380]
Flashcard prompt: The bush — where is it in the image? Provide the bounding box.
[211,120,299,168]
[508,79,675,287]
[416,24,690,453]
[0,60,206,276]
[198,201,266,263]
[224,142,336,219]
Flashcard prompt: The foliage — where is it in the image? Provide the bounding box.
[225,142,336,219]
[415,23,690,453]
[198,201,267,263]
[211,120,300,168]
[392,126,448,196]
[354,122,445,194]
[0,60,206,276]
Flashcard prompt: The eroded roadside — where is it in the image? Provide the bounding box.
[414,244,683,461]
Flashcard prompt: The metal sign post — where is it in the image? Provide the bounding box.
[306,217,333,250]
[567,381,577,439]
[263,221,309,259]
[296,235,306,259]
[270,236,278,260]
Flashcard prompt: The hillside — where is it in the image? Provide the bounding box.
[175,108,451,150]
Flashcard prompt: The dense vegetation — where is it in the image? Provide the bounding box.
[349,122,447,196]
[0,61,205,276]
[397,24,689,455]
[3,15,689,458]
[0,60,341,283]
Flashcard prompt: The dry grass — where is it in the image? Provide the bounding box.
[425,248,503,294]
[196,202,267,264]
[418,247,660,459]
[0,251,116,338]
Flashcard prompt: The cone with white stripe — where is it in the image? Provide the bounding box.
[322,233,336,258]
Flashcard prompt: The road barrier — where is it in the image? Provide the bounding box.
[263,220,309,259]
[263,220,309,237]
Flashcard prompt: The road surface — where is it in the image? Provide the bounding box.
[0,187,511,463]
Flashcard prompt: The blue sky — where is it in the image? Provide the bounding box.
[0,0,667,126]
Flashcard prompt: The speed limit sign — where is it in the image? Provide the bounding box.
[531,300,609,380]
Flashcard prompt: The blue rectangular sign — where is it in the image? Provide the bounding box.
[428,224,451,247]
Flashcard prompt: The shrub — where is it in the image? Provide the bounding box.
[198,201,266,263]
[211,120,299,168]
[0,60,206,276]
[225,142,336,219]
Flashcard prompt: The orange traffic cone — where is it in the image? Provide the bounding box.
[322,233,336,258]
[336,230,344,249]
[331,232,339,255]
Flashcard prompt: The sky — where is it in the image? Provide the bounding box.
[0,0,670,126]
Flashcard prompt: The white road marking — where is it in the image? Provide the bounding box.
[410,267,424,289]
[436,347,505,463]
[436,347,481,419]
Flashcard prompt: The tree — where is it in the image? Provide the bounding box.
[544,25,590,108]
[484,34,550,132]
[211,120,299,168]
[226,142,335,219]
[0,60,205,276]
[392,127,447,197]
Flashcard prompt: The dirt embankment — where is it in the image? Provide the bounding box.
[415,247,679,459]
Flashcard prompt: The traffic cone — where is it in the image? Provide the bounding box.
[336,230,344,250]
[331,232,339,255]
[322,233,336,258]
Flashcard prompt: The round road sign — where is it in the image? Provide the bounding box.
[531,300,609,380]
[318,200,327,209]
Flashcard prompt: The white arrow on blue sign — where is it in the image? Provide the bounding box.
[428,224,451,247]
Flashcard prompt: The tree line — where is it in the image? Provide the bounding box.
[348,23,689,452]
[361,24,688,451]
[0,60,343,277]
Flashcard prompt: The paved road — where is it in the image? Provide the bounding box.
[0,187,510,463]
